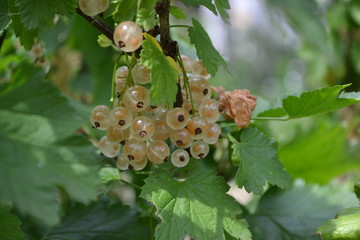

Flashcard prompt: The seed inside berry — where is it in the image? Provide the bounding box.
[128,165,134,170]
[203,89,209,96]
[176,140,183,146]
[128,155,134,161]
[140,131,147,137]
[198,153,204,158]
[120,140,126,145]
[119,120,126,126]
[178,115,185,122]
[137,102,144,108]
[195,127,202,135]
[94,122,100,128]
[118,41,126,48]
[179,155,185,162]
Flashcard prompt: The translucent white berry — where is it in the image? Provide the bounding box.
[113,21,143,52]
[152,116,170,141]
[109,107,133,129]
[170,128,193,148]
[189,76,211,103]
[203,123,221,144]
[187,117,210,140]
[123,139,147,162]
[146,140,170,164]
[131,116,155,141]
[132,63,150,84]
[115,80,126,98]
[192,59,210,79]
[129,158,148,170]
[98,136,120,158]
[171,149,190,168]
[116,154,129,170]
[190,140,209,159]
[199,99,220,123]
[90,105,110,130]
[182,99,198,115]
[115,66,128,83]
[181,55,194,72]
[106,126,130,144]
[166,108,190,130]
[79,0,110,17]
[123,85,150,112]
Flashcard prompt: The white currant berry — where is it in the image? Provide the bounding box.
[181,55,194,72]
[115,80,126,98]
[106,126,130,144]
[189,76,211,103]
[171,149,190,168]
[190,140,209,159]
[191,59,210,78]
[199,99,220,123]
[109,106,133,129]
[182,99,199,115]
[187,117,210,140]
[129,158,148,170]
[113,21,143,52]
[132,63,150,84]
[89,105,110,130]
[98,136,120,158]
[79,0,110,17]
[146,140,170,164]
[152,116,170,141]
[116,153,129,170]
[131,116,155,141]
[115,66,128,83]
[166,107,190,130]
[203,123,221,144]
[123,85,150,112]
[170,128,193,148]
[123,139,147,162]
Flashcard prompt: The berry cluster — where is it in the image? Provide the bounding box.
[89,22,222,170]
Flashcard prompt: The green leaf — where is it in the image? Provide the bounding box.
[16,0,77,30]
[180,0,217,15]
[0,62,100,225]
[279,123,360,184]
[11,16,38,50]
[188,18,228,76]
[246,180,359,240]
[0,0,12,32]
[136,8,156,31]
[256,85,360,120]
[140,33,178,107]
[97,34,113,48]
[316,206,360,240]
[169,6,186,20]
[140,163,252,240]
[0,205,24,240]
[113,0,137,23]
[46,200,150,240]
[229,127,291,195]
[214,0,230,23]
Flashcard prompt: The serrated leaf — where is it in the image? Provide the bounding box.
[46,200,150,240]
[140,33,178,107]
[0,205,24,240]
[180,0,217,15]
[16,0,77,30]
[188,18,228,76]
[0,62,100,225]
[279,123,360,184]
[11,16,38,50]
[317,207,360,240]
[140,164,252,240]
[229,127,291,194]
[170,6,186,20]
[0,0,12,32]
[113,0,137,23]
[246,180,359,240]
[136,8,156,31]
[214,0,230,23]
[97,34,112,48]
[256,85,360,120]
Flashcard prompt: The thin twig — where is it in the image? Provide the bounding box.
[119,178,142,190]
[75,8,115,44]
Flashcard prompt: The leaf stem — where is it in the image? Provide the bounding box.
[149,205,156,240]
[119,178,142,190]
[109,55,122,107]
[169,24,191,28]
